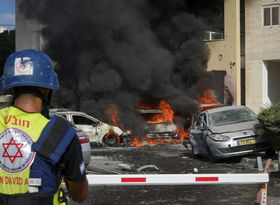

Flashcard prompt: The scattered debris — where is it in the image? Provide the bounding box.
[118,163,160,172]
[118,163,134,171]
[137,165,160,172]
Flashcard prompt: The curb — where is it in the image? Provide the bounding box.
[240,157,279,172]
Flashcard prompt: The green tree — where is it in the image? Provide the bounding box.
[258,102,280,150]
[0,30,15,75]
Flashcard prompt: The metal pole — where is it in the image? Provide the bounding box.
[256,158,271,205]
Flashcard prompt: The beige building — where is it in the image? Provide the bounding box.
[245,0,280,113]
[206,0,280,113]
[206,0,242,107]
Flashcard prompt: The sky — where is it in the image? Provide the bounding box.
[0,0,15,30]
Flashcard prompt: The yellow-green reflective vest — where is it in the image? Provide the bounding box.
[0,106,65,205]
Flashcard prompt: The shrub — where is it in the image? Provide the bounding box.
[257,102,280,150]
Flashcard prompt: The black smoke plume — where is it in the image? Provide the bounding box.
[18,0,223,135]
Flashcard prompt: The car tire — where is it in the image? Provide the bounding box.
[206,145,218,163]
[104,134,120,147]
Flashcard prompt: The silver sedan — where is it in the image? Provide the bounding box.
[189,106,272,161]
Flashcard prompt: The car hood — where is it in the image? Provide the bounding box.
[144,122,177,133]
[208,120,263,134]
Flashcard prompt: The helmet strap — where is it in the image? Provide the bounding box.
[41,90,52,118]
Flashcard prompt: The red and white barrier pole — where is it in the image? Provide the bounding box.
[84,159,271,204]
[86,173,268,186]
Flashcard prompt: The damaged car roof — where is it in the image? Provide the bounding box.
[137,109,163,114]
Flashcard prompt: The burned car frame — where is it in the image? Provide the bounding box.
[138,109,178,139]
[189,106,272,160]
[50,109,131,147]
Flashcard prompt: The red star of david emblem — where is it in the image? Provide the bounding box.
[2,137,23,164]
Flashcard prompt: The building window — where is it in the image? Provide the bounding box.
[203,31,224,42]
[263,5,279,26]
[272,7,279,25]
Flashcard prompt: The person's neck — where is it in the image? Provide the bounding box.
[14,94,42,113]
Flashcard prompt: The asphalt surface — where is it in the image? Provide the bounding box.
[70,144,280,205]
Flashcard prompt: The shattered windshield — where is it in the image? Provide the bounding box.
[208,108,257,126]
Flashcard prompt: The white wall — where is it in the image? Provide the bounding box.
[262,61,271,107]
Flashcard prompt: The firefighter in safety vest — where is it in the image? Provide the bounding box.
[0,49,88,205]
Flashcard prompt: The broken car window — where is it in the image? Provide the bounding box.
[208,107,257,126]
[73,115,95,125]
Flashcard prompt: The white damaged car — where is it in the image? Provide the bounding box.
[50,109,131,147]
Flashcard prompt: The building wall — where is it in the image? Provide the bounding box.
[245,0,280,113]
[15,0,43,51]
[206,0,241,106]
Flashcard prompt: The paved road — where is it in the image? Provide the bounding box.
[71,144,280,205]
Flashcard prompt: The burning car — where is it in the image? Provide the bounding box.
[138,109,178,139]
[50,109,131,147]
[188,106,272,161]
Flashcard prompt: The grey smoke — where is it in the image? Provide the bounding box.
[18,0,222,135]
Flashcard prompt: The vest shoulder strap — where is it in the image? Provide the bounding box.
[32,115,77,165]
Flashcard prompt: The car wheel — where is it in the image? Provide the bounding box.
[104,134,120,147]
[206,145,218,162]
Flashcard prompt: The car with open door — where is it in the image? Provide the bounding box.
[188,106,272,161]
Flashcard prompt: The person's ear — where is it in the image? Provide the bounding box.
[41,88,50,97]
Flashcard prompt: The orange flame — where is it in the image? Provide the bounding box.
[175,127,190,141]
[129,136,182,147]
[128,136,143,147]
[199,88,222,111]
[105,104,124,128]
[200,88,218,104]
[140,100,174,123]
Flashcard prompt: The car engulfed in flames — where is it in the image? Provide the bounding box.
[138,109,178,140]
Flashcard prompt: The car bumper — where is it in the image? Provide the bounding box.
[146,133,178,138]
[81,142,91,166]
[207,137,271,159]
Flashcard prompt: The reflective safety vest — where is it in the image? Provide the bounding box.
[0,106,76,205]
